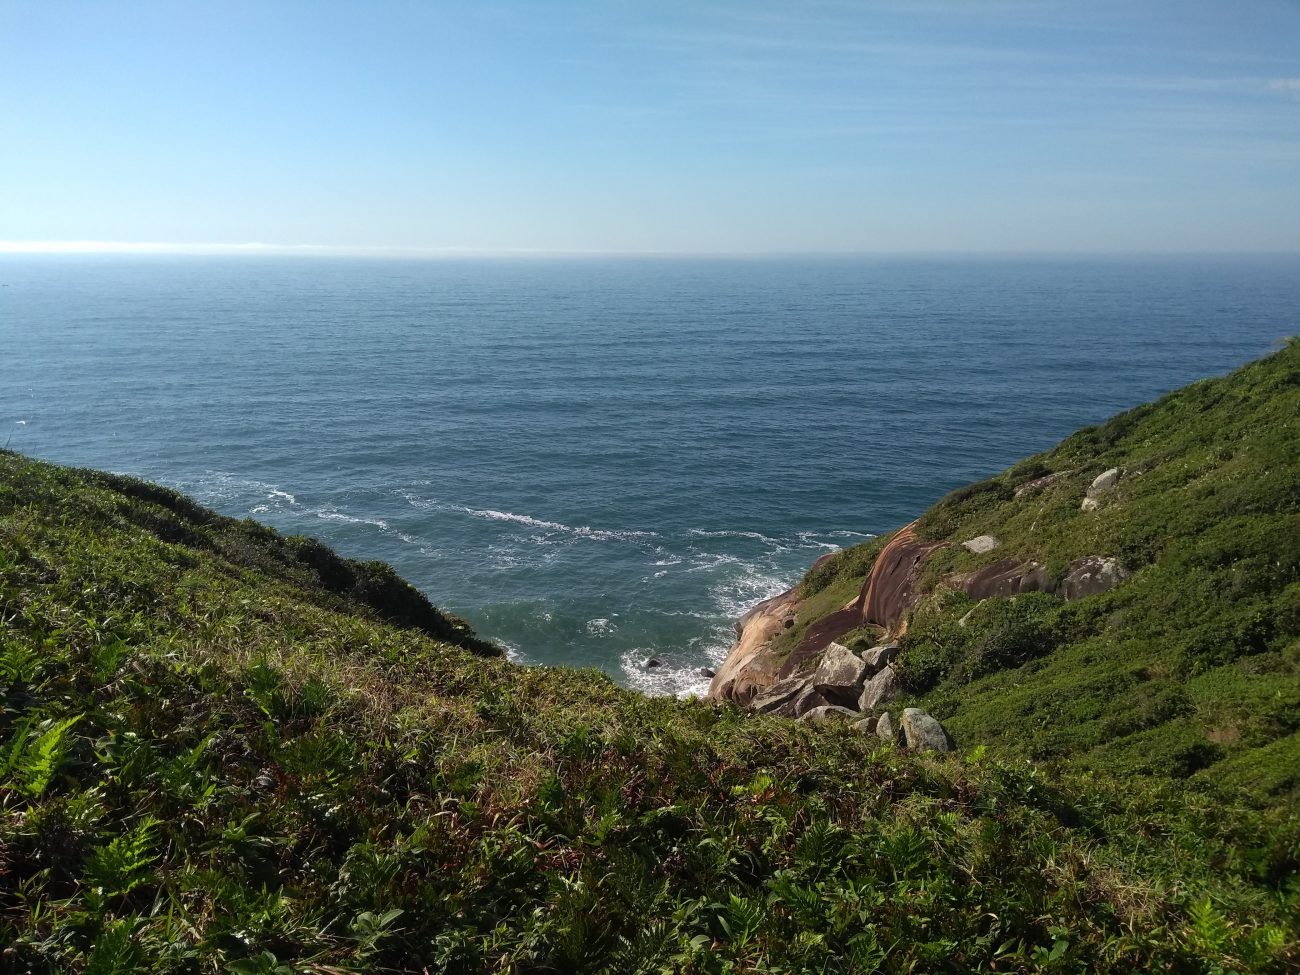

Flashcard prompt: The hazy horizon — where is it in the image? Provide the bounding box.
[3,0,1299,254]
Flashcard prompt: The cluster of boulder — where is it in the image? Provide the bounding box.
[750,640,953,752]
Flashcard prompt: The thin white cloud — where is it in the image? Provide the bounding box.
[1267,78,1300,98]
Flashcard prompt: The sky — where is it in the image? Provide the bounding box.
[2,0,1299,254]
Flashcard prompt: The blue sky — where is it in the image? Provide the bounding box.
[2,0,1298,253]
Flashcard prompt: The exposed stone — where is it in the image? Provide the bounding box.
[852,715,879,734]
[1081,467,1122,510]
[860,642,899,675]
[698,667,716,679]
[1090,467,1122,493]
[1014,472,1062,497]
[858,664,900,711]
[857,523,948,633]
[1060,556,1130,600]
[900,708,952,752]
[962,534,1001,554]
[875,711,898,743]
[707,586,803,706]
[751,676,808,714]
[799,705,858,723]
[788,685,831,719]
[812,641,869,703]
[782,615,796,629]
[948,558,1052,600]
[645,657,663,669]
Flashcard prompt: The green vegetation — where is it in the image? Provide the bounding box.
[2,343,1298,971]
[800,340,1300,805]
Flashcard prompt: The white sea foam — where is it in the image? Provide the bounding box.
[585,617,615,636]
[618,649,713,699]
[686,528,781,544]
[314,508,420,545]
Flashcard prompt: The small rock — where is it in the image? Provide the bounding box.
[860,643,899,675]
[1080,496,1100,512]
[852,715,879,734]
[645,657,663,669]
[813,641,869,703]
[782,615,797,629]
[900,708,952,752]
[799,705,858,723]
[875,711,897,743]
[253,771,277,792]
[962,534,1000,555]
[698,667,716,679]
[858,664,900,711]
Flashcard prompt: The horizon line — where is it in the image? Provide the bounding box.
[1,240,1298,259]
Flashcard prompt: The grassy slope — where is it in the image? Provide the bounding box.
[0,387,1297,971]
[800,340,1300,806]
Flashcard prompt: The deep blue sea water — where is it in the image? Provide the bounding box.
[2,255,1296,694]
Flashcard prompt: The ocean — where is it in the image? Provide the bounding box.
[2,254,1296,695]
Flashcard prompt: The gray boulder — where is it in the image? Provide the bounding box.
[860,643,899,675]
[1081,467,1122,510]
[900,708,952,752]
[875,711,898,743]
[813,641,869,702]
[1060,556,1130,600]
[962,534,1001,554]
[799,705,858,724]
[858,664,900,711]
[852,715,878,734]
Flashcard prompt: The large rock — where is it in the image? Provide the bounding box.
[860,642,899,675]
[900,708,952,752]
[857,524,948,633]
[1060,556,1130,600]
[1081,467,1122,510]
[948,558,1052,600]
[962,535,1000,554]
[799,705,858,724]
[812,641,869,703]
[858,664,900,711]
[707,586,803,705]
[751,676,807,715]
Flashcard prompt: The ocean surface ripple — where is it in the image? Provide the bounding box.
[3,255,1296,695]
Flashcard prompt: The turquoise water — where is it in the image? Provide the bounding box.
[3,255,1296,694]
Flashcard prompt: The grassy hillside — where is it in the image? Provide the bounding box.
[798,340,1300,805]
[1,389,1298,970]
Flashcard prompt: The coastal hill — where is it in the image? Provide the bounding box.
[1,346,1298,971]
[710,338,1299,805]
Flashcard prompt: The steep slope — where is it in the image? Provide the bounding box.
[1,426,1297,970]
[710,339,1300,805]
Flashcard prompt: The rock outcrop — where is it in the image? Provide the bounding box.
[706,585,804,706]
[948,555,1130,603]
[962,534,1000,554]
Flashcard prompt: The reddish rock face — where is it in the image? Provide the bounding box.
[948,558,1053,600]
[857,523,946,632]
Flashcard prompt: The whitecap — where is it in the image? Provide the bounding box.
[686,528,781,544]
[585,617,615,636]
